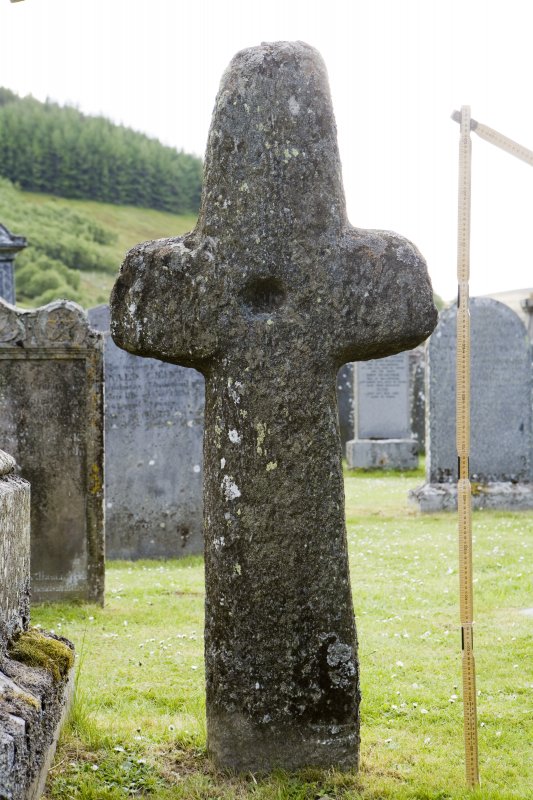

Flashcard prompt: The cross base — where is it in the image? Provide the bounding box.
[207,712,359,772]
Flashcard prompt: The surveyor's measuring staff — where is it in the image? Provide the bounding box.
[455,105,479,789]
[452,107,533,788]
[452,110,533,167]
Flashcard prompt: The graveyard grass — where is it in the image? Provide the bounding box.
[34,465,532,800]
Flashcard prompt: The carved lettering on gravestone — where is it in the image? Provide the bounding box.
[346,350,419,470]
[111,41,437,771]
[357,352,411,439]
[0,299,104,603]
[89,305,204,560]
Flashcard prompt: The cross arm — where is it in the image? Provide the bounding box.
[110,233,221,371]
[331,227,438,366]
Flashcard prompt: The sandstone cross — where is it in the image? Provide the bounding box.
[111,41,437,771]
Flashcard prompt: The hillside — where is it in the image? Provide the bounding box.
[0,178,196,309]
[0,88,202,214]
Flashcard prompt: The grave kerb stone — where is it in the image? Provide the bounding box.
[0,447,75,800]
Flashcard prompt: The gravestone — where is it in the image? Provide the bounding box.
[0,298,105,602]
[522,292,533,341]
[411,297,533,511]
[111,41,437,771]
[0,449,75,800]
[409,346,426,454]
[336,363,355,456]
[0,223,27,305]
[346,351,419,469]
[88,304,204,560]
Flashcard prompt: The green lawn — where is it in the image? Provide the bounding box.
[34,467,532,799]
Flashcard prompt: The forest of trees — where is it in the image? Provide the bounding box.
[0,88,202,214]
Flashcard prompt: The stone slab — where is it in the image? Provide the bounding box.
[356,351,412,439]
[0,650,74,800]
[336,363,355,456]
[409,346,425,454]
[427,298,532,484]
[89,305,204,560]
[409,481,533,512]
[346,438,418,470]
[0,460,30,654]
[0,299,105,603]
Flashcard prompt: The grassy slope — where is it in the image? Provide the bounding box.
[33,467,532,799]
[20,191,197,308]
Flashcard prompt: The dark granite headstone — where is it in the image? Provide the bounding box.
[110,41,437,771]
[409,346,426,454]
[88,304,204,560]
[0,299,105,602]
[411,297,533,510]
[346,351,419,469]
[0,223,27,305]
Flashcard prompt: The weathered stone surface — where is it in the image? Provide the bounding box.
[0,447,74,800]
[411,297,533,511]
[346,438,418,470]
[0,643,74,800]
[0,223,27,306]
[0,450,30,656]
[347,352,419,470]
[89,304,204,560]
[111,41,437,771]
[0,298,105,603]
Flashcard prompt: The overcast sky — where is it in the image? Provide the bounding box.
[1,0,532,301]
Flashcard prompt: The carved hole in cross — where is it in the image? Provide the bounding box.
[242,277,286,314]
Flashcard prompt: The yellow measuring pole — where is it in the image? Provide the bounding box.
[451,106,533,787]
[455,105,480,789]
[452,110,533,167]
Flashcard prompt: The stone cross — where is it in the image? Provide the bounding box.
[111,41,437,772]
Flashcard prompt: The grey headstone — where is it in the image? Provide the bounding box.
[346,351,419,469]
[88,304,204,560]
[522,293,533,341]
[409,346,426,453]
[336,364,355,456]
[0,299,105,603]
[0,223,27,305]
[411,297,533,511]
[110,41,437,771]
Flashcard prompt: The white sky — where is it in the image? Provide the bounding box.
[1,0,532,302]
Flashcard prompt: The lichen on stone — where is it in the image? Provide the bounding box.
[8,628,74,681]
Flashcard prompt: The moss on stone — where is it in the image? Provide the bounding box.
[3,687,40,709]
[8,629,74,681]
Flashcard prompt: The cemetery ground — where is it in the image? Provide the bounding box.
[34,465,531,800]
